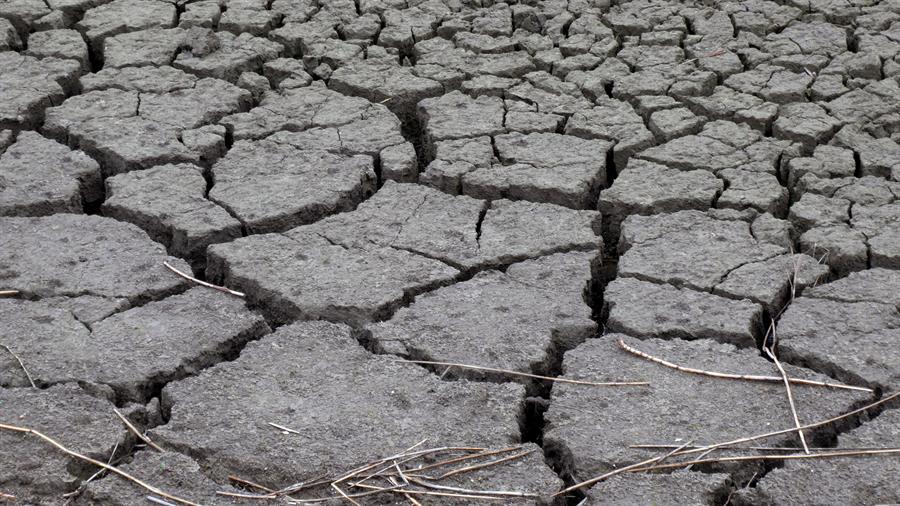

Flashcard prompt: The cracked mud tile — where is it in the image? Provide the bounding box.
[543,335,869,481]
[75,450,256,505]
[290,182,601,271]
[617,210,787,292]
[0,214,190,301]
[734,409,900,505]
[0,51,80,130]
[778,270,900,391]
[0,384,125,503]
[208,140,376,234]
[0,131,101,216]
[151,321,562,500]
[367,251,597,379]
[598,159,723,247]
[603,277,763,347]
[42,80,251,175]
[0,287,270,401]
[635,120,793,176]
[583,472,732,505]
[75,0,176,54]
[103,163,242,268]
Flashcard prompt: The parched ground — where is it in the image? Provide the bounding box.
[1,0,899,504]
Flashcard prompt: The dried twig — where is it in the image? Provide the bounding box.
[763,323,809,454]
[632,443,897,452]
[0,344,36,388]
[62,441,120,499]
[557,391,900,495]
[398,359,649,387]
[267,422,302,435]
[162,261,245,297]
[0,290,18,297]
[147,497,179,506]
[630,448,900,473]
[215,490,277,500]
[113,408,164,452]
[0,423,198,506]
[617,339,872,392]
[431,449,533,480]
[406,477,538,498]
[228,475,275,493]
[407,446,522,474]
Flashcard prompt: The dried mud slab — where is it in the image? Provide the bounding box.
[368,251,597,379]
[152,321,562,500]
[0,288,270,400]
[0,385,125,503]
[543,335,869,480]
[736,409,900,505]
[208,183,600,325]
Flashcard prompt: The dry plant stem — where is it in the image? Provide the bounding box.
[147,497,179,506]
[408,446,522,474]
[113,408,164,452]
[353,483,505,501]
[763,327,810,454]
[0,290,18,296]
[630,448,900,473]
[389,476,422,506]
[215,491,277,500]
[558,391,900,495]
[0,343,36,388]
[432,450,534,480]
[62,441,120,499]
[633,443,896,452]
[332,481,361,506]
[162,261,245,297]
[406,477,538,498]
[617,339,872,393]
[0,423,198,506]
[399,359,649,387]
[267,422,302,435]
[228,475,275,493]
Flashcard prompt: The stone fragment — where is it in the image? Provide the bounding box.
[648,107,705,142]
[0,131,101,216]
[417,90,505,156]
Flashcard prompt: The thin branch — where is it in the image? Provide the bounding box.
[617,339,873,393]
[405,477,538,498]
[228,475,275,493]
[631,443,898,452]
[0,290,18,296]
[406,446,522,474]
[630,448,900,473]
[267,422,302,435]
[397,359,649,387]
[215,491,277,500]
[763,324,809,454]
[353,482,506,501]
[0,344,36,388]
[431,450,534,480]
[113,408,164,452]
[147,497,179,506]
[557,390,900,495]
[0,423,198,506]
[162,261,245,297]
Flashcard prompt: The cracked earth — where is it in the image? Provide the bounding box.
[0,0,899,503]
